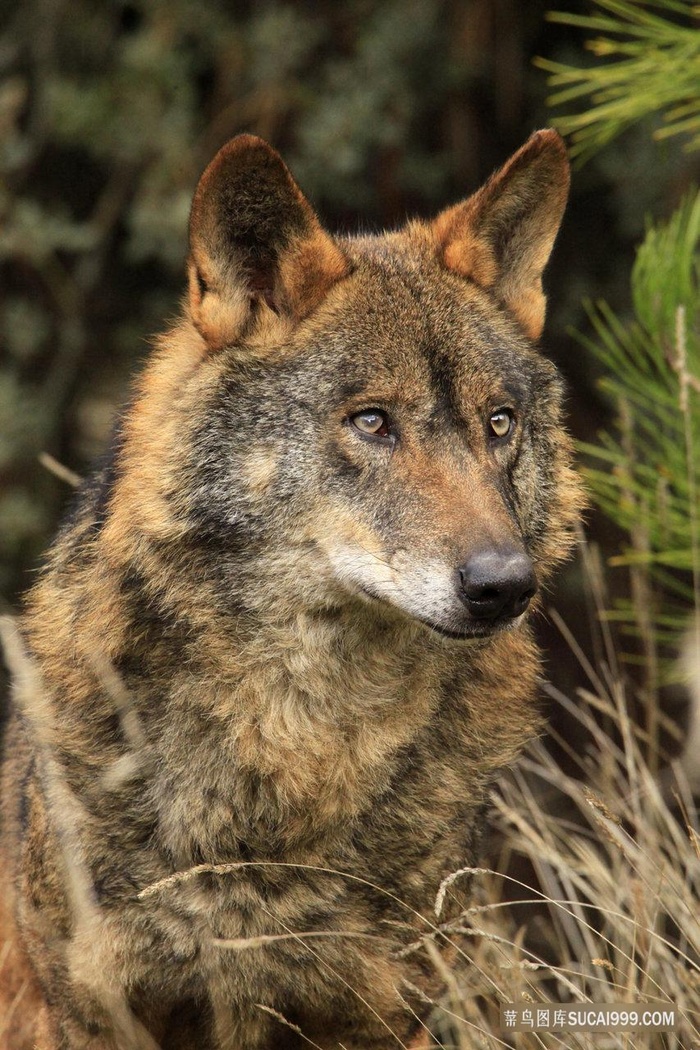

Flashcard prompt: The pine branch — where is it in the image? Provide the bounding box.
[535,0,700,160]
[578,191,700,652]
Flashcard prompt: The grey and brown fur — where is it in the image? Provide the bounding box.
[0,130,583,1049]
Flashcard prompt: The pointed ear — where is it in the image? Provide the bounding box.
[433,129,570,340]
[187,135,349,350]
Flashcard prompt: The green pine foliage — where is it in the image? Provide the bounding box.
[539,1,700,668]
[579,193,700,652]
[536,0,700,161]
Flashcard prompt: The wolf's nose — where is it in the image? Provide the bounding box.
[458,550,537,621]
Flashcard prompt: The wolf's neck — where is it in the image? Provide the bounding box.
[192,603,442,758]
[149,604,447,857]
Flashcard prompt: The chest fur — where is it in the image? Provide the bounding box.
[148,626,447,862]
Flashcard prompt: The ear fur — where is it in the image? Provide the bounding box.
[188,135,349,350]
[433,129,570,340]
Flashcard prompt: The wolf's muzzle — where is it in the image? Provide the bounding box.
[457,549,537,622]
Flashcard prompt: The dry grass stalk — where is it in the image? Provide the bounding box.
[0,616,159,1050]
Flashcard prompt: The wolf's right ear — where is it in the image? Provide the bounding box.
[187,135,349,350]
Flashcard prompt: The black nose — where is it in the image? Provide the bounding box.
[457,549,537,621]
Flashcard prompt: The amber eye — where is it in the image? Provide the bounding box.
[351,410,391,439]
[488,408,514,440]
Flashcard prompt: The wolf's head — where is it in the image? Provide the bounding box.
[110,132,582,642]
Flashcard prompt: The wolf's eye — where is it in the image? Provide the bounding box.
[351,410,391,439]
[488,409,514,440]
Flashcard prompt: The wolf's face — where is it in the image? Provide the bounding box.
[301,256,565,639]
[120,133,580,640]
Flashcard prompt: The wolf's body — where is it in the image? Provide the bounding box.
[0,131,582,1048]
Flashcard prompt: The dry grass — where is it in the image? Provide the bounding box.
[418,695,700,1049]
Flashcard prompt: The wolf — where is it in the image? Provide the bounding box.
[0,129,582,1049]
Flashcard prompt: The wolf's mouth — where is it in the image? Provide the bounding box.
[357,585,500,642]
[418,618,495,642]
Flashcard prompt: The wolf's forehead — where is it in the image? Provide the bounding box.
[341,243,521,350]
[309,253,538,403]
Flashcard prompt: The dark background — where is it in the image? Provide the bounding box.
[1,0,696,706]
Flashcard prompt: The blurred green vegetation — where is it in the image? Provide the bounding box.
[0,0,697,607]
[580,193,700,683]
[540,0,700,693]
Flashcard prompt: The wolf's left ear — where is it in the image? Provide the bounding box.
[433,129,570,340]
[187,135,349,350]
